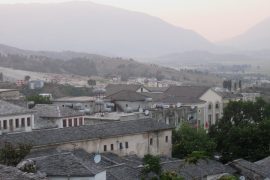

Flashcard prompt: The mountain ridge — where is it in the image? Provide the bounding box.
[0,1,215,57]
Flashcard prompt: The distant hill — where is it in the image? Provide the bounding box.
[222,17,270,50]
[0,44,221,86]
[0,1,214,57]
[153,50,270,67]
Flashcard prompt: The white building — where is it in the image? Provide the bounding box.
[0,100,34,135]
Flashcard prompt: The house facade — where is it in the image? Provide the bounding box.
[0,119,174,158]
[0,100,34,135]
[33,104,85,129]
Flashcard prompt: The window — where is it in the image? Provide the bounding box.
[79,117,83,125]
[150,138,153,145]
[3,120,7,129]
[125,142,129,149]
[21,118,25,127]
[215,103,219,109]
[119,143,123,149]
[63,119,67,127]
[104,145,107,152]
[140,87,143,92]
[208,104,212,110]
[15,119,19,128]
[9,119,13,130]
[74,118,78,127]
[27,117,31,127]
[165,136,168,143]
[111,144,114,151]
[68,119,72,127]
[216,113,219,121]
[208,115,212,126]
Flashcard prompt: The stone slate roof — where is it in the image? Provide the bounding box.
[162,159,236,180]
[0,100,33,116]
[105,84,143,96]
[164,86,210,99]
[159,86,210,104]
[256,156,270,171]
[146,87,169,93]
[53,96,95,102]
[24,148,234,180]
[215,91,243,99]
[105,90,149,102]
[0,164,46,180]
[28,153,98,177]
[229,159,270,179]
[33,104,84,118]
[0,118,174,148]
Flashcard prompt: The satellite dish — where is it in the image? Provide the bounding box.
[239,176,245,180]
[94,154,101,164]
[144,110,150,116]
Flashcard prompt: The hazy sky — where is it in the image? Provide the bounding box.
[0,0,269,42]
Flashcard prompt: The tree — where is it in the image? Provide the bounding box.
[209,98,270,162]
[141,154,184,180]
[141,154,162,176]
[160,171,184,180]
[24,75,31,82]
[87,79,96,86]
[27,95,52,106]
[0,142,32,166]
[184,151,208,164]
[172,123,216,159]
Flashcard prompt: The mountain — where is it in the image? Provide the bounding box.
[0,1,214,57]
[0,44,221,85]
[222,17,270,50]
[152,50,270,68]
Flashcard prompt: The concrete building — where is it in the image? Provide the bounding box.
[0,119,174,158]
[0,100,34,135]
[53,96,96,114]
[105,90,151,112]
[161,86,224,129]
[29,80,44,90]
[33,104,85,129]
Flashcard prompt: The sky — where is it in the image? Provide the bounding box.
[0,0,269,42]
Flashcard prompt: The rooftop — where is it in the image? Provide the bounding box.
[229,159,270,179]
[0,89,18,93]
[0,100,33,116]
[0,118,174,148]
[0,164,45,180]
[23,148,234,180]
[164,86,210,99]
[53,96,96,102]
[105,90,148,102]
[105,84,143,96]
[33,104,84,118]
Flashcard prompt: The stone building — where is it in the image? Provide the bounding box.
[0,100,34,135]
[32,104,85,129]
[0,119,174,158]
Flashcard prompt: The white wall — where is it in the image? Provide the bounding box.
[0,113,34,134]
[53,130,172,158]
[200,89,223,127]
